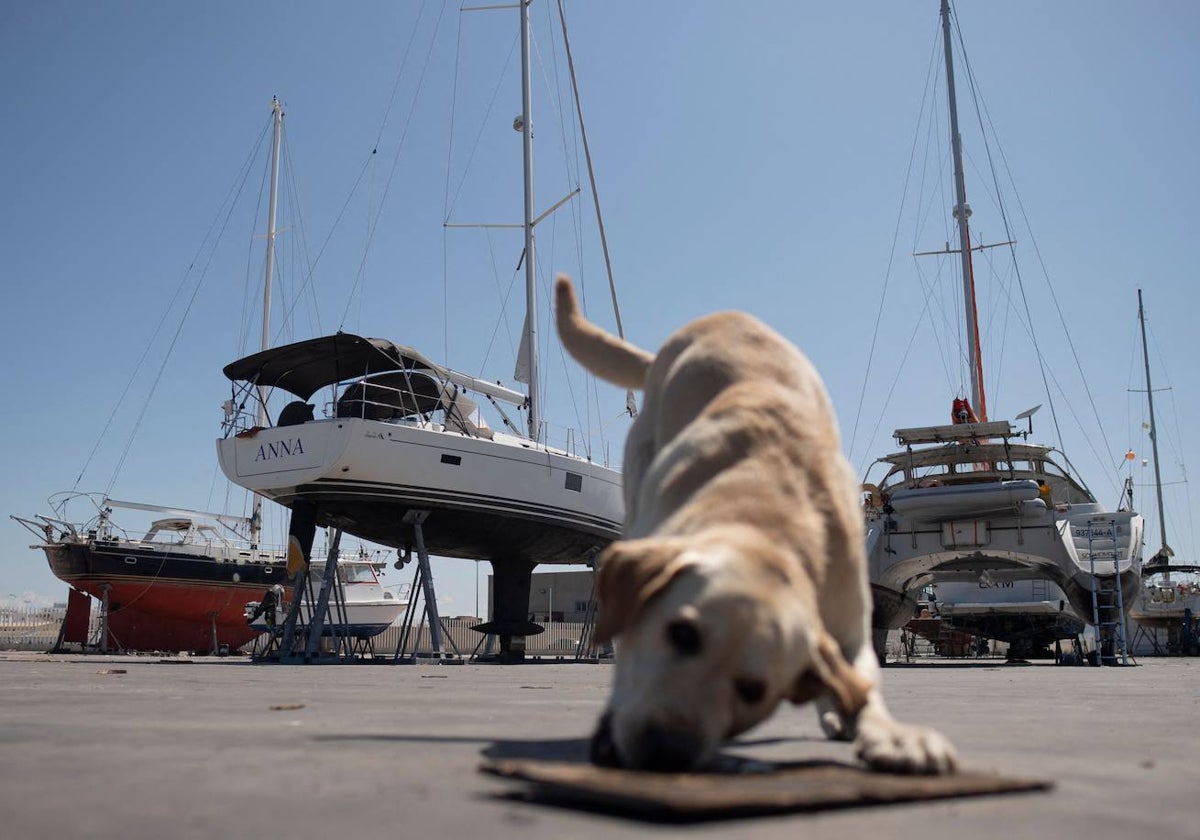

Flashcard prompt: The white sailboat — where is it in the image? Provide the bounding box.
[216,1,625,661]
[861,0,1143,661]
[1128,290,1200,654]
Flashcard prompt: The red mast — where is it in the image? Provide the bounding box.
[941,0,988,422]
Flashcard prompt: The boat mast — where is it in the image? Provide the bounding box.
[519,0,540,441]
[252,96,284,546]
[1138,288,1171,562]
[940,0,987,421]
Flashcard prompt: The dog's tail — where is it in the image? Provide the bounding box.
[554,275,654,389]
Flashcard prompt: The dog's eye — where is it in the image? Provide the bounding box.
[734,678,766,705]
[665,618,702,656]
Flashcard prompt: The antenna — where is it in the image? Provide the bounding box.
[1015,404,1042,435]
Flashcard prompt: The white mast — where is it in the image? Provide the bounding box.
[252,96,284,547]
[1138,288,1172,562]
[940,0,986,419]
[519,0,540,441]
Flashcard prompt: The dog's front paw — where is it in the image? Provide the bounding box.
[856,721,957,775]
[819,709,853,742]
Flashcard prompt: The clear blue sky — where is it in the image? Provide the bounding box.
[3,1,1198,615]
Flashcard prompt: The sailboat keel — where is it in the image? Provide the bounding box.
[471,557,543,663]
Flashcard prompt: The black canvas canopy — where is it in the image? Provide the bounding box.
[222,333,433,401]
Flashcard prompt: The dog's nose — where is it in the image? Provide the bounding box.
[589,712,622,767]
[636,722,705,772]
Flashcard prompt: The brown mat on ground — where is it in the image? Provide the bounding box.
[481,758,1051,821]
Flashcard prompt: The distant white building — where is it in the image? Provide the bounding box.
[488,569,595,624]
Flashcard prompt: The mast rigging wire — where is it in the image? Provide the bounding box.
[556,0,633,435]
[107,142,267,497]
[71,118,272,494]
[952,10,1119,496]
[280,128,325,340]
[848,20,943,465]
[442,6,466,365]
[340,0,450,330]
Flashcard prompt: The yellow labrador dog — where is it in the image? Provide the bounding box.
[555,276,956,775]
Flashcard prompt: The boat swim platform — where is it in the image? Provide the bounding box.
[1,652,1195,839]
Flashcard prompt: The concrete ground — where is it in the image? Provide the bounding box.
[0,651,1195,840]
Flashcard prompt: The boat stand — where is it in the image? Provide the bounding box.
[1130,623,1165,657]
[98,583,110,653]
[301,528,347,660]
[265,528,360,663]
[468,631,497,662]
[276,502,318,657]
[95,583,124,654]
[573,563,603,661]
[207,612,232,656]
[392,511,460,663]
[275,556,312,658]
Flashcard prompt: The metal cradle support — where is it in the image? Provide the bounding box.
[278,501,319,656]
[302,528,345,660]
[574,554,604,662]
[269,507,358,662]
[208,612,223,656]
[273,529,353,663]
[393,511,457,662]
[277,560,310,657]
[99,583,111,654]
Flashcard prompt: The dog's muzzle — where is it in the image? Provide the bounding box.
[589,711,623,767]
[590,712,706,772]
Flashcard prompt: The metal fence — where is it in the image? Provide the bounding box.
[0,605,600,660]
[372,618,595,659]
[0,605,81,651]
[7,604,1167,661]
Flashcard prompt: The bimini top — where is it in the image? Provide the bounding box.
[222,332,526,407]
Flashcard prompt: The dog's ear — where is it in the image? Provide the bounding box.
[789,630,873,717]
[593,538,691,645]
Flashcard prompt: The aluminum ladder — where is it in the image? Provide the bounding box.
[1086,518,1131,666]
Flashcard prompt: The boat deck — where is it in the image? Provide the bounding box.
[1,652,1195,839]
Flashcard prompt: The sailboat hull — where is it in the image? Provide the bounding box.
[42,541,284,652]
[929,579,1086,652]
[867,507,1143,637]
[217,417,623,562]
[1129,567,1200,631]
